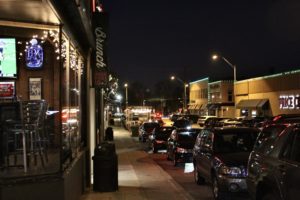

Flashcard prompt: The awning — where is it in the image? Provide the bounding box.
[188,104,195,109]
[236,99,269,109]
[188,104,201,110]
[207,102,235,110]
[195,104,201,109]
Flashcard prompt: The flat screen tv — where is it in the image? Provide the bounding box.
[0,81,15,98]
[0,38,17,78]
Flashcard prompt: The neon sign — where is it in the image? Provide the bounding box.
[279,95,300,110]
[26,39,43,68]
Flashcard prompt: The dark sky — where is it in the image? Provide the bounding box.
[101,0,300,87]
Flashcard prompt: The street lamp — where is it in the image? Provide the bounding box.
[170,75,188,113]
[212,54,236,82]
[124,83,128,108]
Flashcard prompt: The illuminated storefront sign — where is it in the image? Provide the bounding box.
[279,95,300,109]
[26,39,43,68]
[92,12,108,87]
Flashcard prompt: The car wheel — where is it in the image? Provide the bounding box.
[152,145,158,153]
[166,150,171,160]
[173,157,178,166]
[262,192,280,200]
[194,165,205,185]
[212,176,228,200]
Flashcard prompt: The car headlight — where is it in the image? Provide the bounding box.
[219,166,242,176]
[176,147,188,153]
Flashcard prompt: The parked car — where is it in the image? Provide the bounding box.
[193,127,259,199]
[138,121,160,142]
[197,115,217,127]
[204,117,230,127]
[167,127,201,166]
[172,118,192,129]
[247,122,300,200]
[170,114,182,122]
[182,114,200,124]
[149,126,175,153]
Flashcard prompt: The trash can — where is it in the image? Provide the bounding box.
[131,125,139,137]
[93,142,118,192]
[105,127,114,141]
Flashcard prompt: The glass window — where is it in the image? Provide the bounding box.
[213,130,258,153]
[0,25,62,177]
[254,125,287,155]
[288,129,300,163]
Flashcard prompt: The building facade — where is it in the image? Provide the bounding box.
[188,77,209,115]
[235,69,300,118]
[207,80,235,117]
[0,1,97,200]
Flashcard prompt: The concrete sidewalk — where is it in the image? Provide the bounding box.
[80,126,194,200]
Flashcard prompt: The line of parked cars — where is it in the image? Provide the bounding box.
[137,113,300,200]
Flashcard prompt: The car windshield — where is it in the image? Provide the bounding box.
[155,127,173,140]
[144,123,159,129]
[173,119,191,128]
[253,124,287,153]
[177,131,199,142]
[214,129,258,153]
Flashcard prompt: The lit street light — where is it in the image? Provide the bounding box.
[170,75,188,113]
[212,54,237,117]
[212,54,237,82]
[124,83,128,108]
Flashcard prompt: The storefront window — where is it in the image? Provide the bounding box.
[0,22,85,178]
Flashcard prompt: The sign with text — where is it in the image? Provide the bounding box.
[92,12,109,87]
[279,95,300,109]
[0,81,15,98]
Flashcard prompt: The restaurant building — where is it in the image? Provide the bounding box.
[0,1,102,200]
[207,80,234,117]
[189,78,235,117]
[235,69,300,118]
[188,77,209,115]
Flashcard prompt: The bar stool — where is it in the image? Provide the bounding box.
[5,99,48,172]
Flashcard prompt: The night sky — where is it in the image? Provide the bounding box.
[101,0,300,87]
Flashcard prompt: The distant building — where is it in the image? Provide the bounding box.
[235,69,300,118]
[189,77,209,116]
[207,80,235,117]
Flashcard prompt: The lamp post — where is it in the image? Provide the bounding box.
[212,54,237,117]
[124,83,128,108]
[170,76,188,113]
[212,54,236,82]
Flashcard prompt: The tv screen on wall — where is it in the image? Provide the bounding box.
[0,38,17,78]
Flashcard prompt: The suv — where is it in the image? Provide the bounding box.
[193,127,259,199]
[247,122,300,200]
[197,116,217,127]
[138,122,160,142]
[167,127,200,166]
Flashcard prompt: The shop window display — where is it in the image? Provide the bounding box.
[0,24,84,178]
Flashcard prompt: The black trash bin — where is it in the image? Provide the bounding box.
[93,142,118,192]
[105,127,114,141]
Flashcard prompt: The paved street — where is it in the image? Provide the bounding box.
[80,126,194,200]
[81,126,250,200]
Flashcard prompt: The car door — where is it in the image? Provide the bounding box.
[193,130,206,170]
[167,130,177,160]
[198,130,213,180]
[279,127,300,200]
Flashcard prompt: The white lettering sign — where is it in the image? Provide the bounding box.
[279,95,300,110]
[95,27,106,69]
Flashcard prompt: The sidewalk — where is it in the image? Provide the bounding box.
[80,126,194,200]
